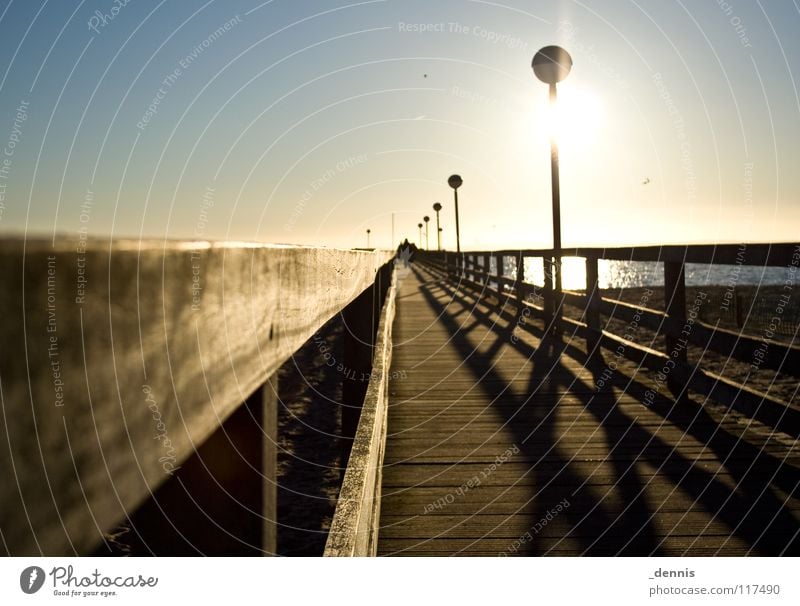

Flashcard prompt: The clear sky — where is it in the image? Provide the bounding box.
[0,0,797,250]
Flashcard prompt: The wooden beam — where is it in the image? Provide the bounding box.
[495,254,505,310]
[560,289,800,377]
[325,268,397,556]
[664,261,688,397]
[543,257,554,330]
[585,257,601,355]
[262,375,278,555]
[341,283,377,469]
[97,374,278,555]
[487,243,800,267]
[515,253,525,316]
[0,238,392,555]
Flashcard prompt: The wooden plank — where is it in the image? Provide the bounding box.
[378,512,757,538]
[379,486,800,516]
[0,238,392,555]
[324,267,397,556]
[378,535,783,556]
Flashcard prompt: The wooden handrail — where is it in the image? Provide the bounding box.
[0,238,393,555]
[421,248,800,371]
[324,267,397,557]
[417,245,800,437]
[448,243,799,266]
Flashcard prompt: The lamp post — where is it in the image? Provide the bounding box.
[448,175,463,277]
[448,175,463,253]
[432,202,442,250]
[417,222,423,248]
[366,228,371,248]
[533,45,572,335]
[423,216,430,250]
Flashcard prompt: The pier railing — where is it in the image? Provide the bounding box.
[324,265,397,556]
[418,243,800,437]
[0,238,394,556]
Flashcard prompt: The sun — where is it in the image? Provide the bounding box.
[547,84,605,149]
[525,81,607,155]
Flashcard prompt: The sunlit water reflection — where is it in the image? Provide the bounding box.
[480,255,793,289]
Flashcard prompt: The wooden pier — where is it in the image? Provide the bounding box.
[1,239,798,556]
[378,262,800,555]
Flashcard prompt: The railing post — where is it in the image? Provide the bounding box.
[585,256,601,355]
[483,253,490,285]
[515,253,525,316]
[664,260,687,397]
[103,374,279,556]
[496,253,505,305]
[543,257,554,332]
[373,263,389,334]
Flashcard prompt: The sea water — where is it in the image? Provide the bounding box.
[491,257,797,290]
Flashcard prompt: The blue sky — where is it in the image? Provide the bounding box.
[0,0,798,249]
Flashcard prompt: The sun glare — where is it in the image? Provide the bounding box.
[524,256,587,290]
[545,85,606,149]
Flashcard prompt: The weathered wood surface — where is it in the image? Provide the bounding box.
[378,264,800,556]
[325,267,397,557]
[0,238,392,555]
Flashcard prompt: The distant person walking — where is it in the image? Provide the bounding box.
[397,238,416,268]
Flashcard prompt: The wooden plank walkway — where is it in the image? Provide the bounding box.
[378,263,800,556]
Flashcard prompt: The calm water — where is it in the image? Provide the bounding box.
[488,257,795,290]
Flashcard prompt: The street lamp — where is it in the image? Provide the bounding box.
[423,216,430,250]
[417,222,423,247]
[432,202,442,250]
[366,228,371,248]
[533,45,572,334]
[448,175,463,253]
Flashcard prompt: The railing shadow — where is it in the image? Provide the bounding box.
[411,263,800,555]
